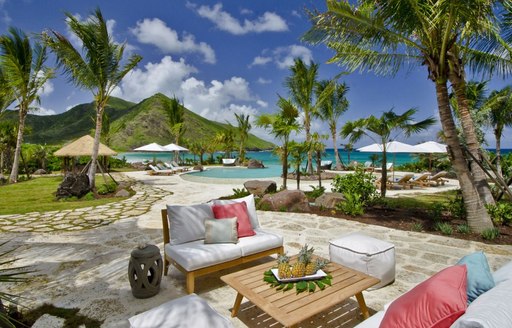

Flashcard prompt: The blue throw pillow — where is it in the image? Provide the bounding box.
[457,251,495,303]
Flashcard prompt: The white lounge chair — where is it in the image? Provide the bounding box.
[148,164,176,175]
[164,162,188,172]
[222,158,237,166]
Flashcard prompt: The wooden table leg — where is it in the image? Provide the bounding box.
[231,292,244,317]
[355,292,370,319]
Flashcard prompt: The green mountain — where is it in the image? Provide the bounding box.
[3,93,274,151]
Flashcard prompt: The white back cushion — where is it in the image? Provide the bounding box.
[166,203,213,245]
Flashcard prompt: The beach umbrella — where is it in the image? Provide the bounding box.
[133,143,168,152]
[164,143,189,162]
[357,141,417,179]
[413,141,448,170]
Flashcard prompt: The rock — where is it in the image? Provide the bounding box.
[117,181,131,189]
[193,164,204,171]
[34,169,47,175]
[315,192,345,209]
[32,314,65,328]
[244,180,277,196]
[115,189,130,197]
[259,190,310,212]
[56,173,90,199]
[247,159,265,169]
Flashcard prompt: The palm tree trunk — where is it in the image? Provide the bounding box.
[332,130,342,170]
[450,74,495,205]
[9,110,27,183]
[87,105,104,190]
[380,150,387,197]
[435,82,494,232]
[305,123,314,175]
[495,128,502,178]
[283,141,288,189]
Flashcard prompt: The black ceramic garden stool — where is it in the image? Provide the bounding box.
[128,244,163,298]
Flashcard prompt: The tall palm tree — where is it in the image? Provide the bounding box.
[288,140,311,190]
[0,67,14,119]
[234,113,251,163]
[341,108,435,197]
[315,79,349,170]
[0,27,53,183]
[43,8,142,189]
[304,0,501,232]
[256,97,300,189]
[482,86,512,176]
[285,58,319,175]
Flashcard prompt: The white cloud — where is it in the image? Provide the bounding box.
[38,78,54,97]
[257,100,268,108]
[131,18,215,64]
[291,10,301,18]
[274,45,313,69]
[0,0,10,25]
[240,8,253,15]
[249,56,272,67]
[192,3,288,35]
[32,106,57,116]
[257,77,272,84]
[112,56,197,101]
[66,104,79,111]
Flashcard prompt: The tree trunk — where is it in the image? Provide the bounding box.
[87,104,104,190]
[332,130,342,170]
[316,150,322,188]
[380,150,387,197]
[283,142,288,189]
[435,82,494,232]
[450,74,495,205]
[296,164,301,190]
[9,109,27,183]
[305,120,314,175]
[495,128,502,178]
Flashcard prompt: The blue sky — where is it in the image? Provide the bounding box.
[1,0,510,147]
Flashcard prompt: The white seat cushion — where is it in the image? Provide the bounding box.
[237,229,283,256]
[129,293,233,328]
[165,240,241,271]
[353,311,385,328]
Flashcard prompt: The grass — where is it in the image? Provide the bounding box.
[0,176,127,215]
[377,190,457,209]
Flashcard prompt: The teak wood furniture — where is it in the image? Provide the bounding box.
[221,256,380,328]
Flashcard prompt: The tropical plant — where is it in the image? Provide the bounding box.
[482,86,512,177]
[303,0,505,232]
[315,79,349,170]
[331,167,377,205]
[341,108,435,197]
[337,193,365,216]
[0,67,14,119]
[0,27,53,183]
[234,113,251,164]
[481,227,500,240]
[285,58,319,175]
[256,96,300,189]
[0,121,17,174]
[288,140,311,190]
[311,132,327,187]
[43,8,142,189]
[214,129,235,159]
[485,201,512,226]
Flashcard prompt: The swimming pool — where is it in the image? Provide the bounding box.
[188,165,282,179]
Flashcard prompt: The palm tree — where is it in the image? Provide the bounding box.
[285,58,319,175]
[315,79,349,170]
[311,132,327,187]
[234,113,251,164]
[341,108,435,197]
[303,0,500,232]
[0,27,53,183]
[43,8,142,189]
[256,97,300,189]
[0,67,14,119]
[215,129,235,159]
[482,86,512,176]
[288,140,311,190]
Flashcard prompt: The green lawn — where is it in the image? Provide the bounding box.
[0,176,127,215]
[380,190,458,208]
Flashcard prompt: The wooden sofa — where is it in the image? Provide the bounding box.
[161,195,284,294]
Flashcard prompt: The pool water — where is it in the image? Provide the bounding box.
[189,165,282,179]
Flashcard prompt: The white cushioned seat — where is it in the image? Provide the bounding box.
[237,229,284,256]
[329,232,395,289]
[166,240,241,271]
[128,293,233,328]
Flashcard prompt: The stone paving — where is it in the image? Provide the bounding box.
[0,176,172,233]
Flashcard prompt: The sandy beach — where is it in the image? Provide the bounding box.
[2,171,511,327]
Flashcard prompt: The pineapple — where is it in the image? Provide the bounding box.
[306,258,329,275]
[291,260,306,277]
[292,244,314,277]
[277,253,292,279]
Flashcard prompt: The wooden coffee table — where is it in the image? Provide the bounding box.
[221,256,380,327]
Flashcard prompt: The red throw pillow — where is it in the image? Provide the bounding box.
[379,265,468,328]
[212,201,256,238]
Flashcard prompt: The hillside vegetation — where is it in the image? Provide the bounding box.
[3,93,274,151]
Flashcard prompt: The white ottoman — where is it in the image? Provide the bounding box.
[329,232,395,289]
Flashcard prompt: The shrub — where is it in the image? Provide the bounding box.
[456,224,471,234]
[97,182,116,195]
[485,201,512,226]
[305,185,325,200]
[411,222,424,232]
[447,190,466,220]
[481,227,500,240]
[428,202,445,222]
[337,193,364,216]
[232,188,251,198]
[83,192,95,201]
[331,168,377,205]
[434,221,453,235]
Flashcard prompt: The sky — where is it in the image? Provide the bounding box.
[1,0,511,147]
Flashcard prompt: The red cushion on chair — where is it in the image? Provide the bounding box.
[212,201,255,238]
[379,265,468,328]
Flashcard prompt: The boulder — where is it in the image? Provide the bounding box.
[193,164,204,172]
[259,190,310,212]
[247,159,265,169]
[33,169,47,175]
[315,192,345,209]
[244,180,277,196]
[56,173,90,199]
[115,189,130,197]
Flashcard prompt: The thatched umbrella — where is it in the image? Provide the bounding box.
[54,135,117,174]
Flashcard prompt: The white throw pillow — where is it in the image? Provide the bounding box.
[492,260,512,286]
[166,203,214,245]
[451,279,512,328]
[212,194,259,228]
